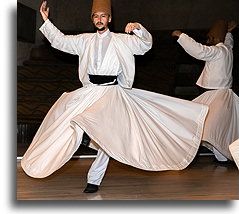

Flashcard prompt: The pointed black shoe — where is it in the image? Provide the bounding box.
[81,132,91,147]
[83,183,99,193]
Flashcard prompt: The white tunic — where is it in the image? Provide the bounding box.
[178,33,233,89]
[39,19,151,88]
[93,29,112,73]
[21,20,208,178]
[177,33,239,161]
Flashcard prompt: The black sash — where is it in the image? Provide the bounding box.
[89,74,118,85]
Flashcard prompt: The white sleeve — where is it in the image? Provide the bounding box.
[224,32,234,49]
[39,19,84,55]
[121,24,153,55]
[177,33,221,62]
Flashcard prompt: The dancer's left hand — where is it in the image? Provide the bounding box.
[125,22,141,33]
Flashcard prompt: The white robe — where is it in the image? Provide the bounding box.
[177,33,239,161]
[229,139,239,168]
[178,33,233,89]
[21,20,208,178]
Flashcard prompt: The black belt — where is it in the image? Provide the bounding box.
[89,74,118,85]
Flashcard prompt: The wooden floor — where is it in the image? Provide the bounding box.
[17,155,239,200]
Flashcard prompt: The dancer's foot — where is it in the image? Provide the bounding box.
[81,132,91,147]
[83,183,99,193]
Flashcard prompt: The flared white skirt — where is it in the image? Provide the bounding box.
[229,138,239,169]
[193,89,239,160]
[21,85,208,178]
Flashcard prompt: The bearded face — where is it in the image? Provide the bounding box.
[92,12,111,32]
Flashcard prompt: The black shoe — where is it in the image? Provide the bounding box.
[81,132,91,147]
[83,183,99,193]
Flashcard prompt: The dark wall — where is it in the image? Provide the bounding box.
[18,0,239,65]
[54,0,239,32]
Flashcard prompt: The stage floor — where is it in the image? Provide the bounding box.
[17,155,238,200]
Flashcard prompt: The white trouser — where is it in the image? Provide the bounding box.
[87,148,110,185]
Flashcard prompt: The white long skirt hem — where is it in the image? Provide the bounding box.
[21,85,208,178]
[193,89,239,160]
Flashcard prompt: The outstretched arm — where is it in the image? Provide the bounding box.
[172,30,220,61]
[39,1,84,56]
[40,1,49,21]
[121,22,152,55]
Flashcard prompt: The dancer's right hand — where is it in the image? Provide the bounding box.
[40,1,50,21]
[172,30,182,37]
[228,21,237,32]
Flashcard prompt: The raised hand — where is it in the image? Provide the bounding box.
[172,30,182,37]
[228,20,237,32]
[125,22,141,34]
[40,1,50,21]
